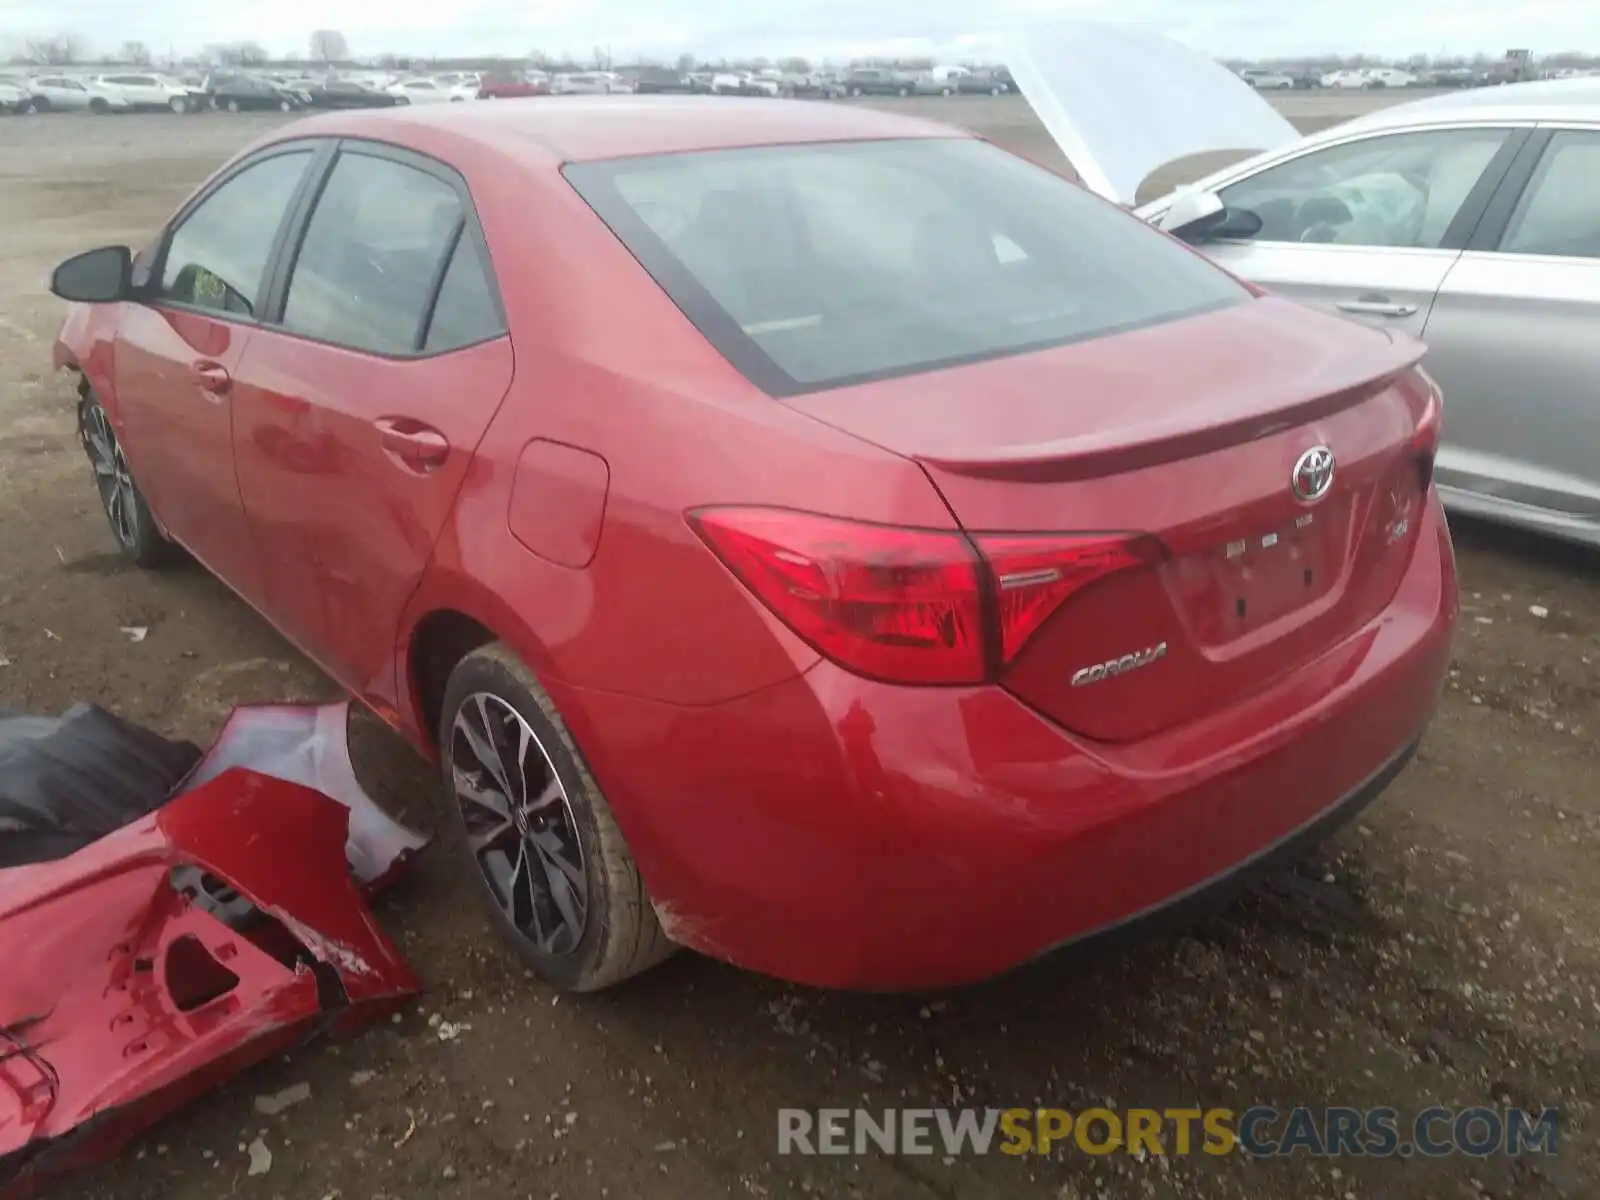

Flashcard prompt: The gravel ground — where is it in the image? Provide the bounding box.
[0,93,1595,1200]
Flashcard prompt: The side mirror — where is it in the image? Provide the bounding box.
[1157,189,1226,235]
[50,245,133,304]
[1157,191,1263,244]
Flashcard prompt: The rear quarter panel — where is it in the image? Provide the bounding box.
[403,153,957,709]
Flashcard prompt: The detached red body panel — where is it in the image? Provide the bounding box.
[0,770,420,1198]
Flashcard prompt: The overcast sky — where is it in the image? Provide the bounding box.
[3,0,1594,62]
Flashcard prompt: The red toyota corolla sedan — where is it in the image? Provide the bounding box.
[50,97,1457,992]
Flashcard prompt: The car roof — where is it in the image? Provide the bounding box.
[1341,77,1600,131]
[275,95,962,164]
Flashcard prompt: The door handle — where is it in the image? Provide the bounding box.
[375,418,451,471]
[1336,297,1418,318]
[191,360,231,395]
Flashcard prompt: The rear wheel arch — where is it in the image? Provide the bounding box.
[402,578,570,753]
[409,608,499,755]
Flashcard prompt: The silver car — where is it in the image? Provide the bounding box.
[1008,23,1600,549]
[1137,81,1600,548]
[27,75,132,113]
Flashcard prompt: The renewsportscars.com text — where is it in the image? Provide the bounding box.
[777,1106,1558,1158]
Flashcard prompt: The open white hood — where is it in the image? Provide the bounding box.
[1002,20,1301,205]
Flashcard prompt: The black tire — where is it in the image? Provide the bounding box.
[990,85,1003,96]
[31,96,50,112]
[227,98,241,113]
[89,97,110,114]
[278,98,292,111]
[78,389,177,568]
[439,643,676,991]
[169,95,188,114]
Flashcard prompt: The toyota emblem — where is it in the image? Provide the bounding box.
[1291,446,1335,504]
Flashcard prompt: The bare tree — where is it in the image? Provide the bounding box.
[676,52,696,72]
[25,34,85,65]
[120,41,152,65]
[310,29,349,63]
[778,56,812,75]
[208,40,269,67]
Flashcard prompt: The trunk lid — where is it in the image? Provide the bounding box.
[784,297,1437,742]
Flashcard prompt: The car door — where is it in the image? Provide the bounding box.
[112,144,322,609]
[1201,126,1526,340]
[111,75,153,106]
[1421,127,1600,526]
[39,78,88,110]
[230,142,513,706]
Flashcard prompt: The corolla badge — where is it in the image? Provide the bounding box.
[1291,445,1336,504]
[1070,641,1168,687]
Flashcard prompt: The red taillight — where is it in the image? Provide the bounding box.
[688,508,1153,685]
[1411,373,1443,490]
[974,533,1158,664]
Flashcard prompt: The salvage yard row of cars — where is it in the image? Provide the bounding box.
[0,64,1021,114]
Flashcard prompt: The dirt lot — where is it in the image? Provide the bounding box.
[1,94,1596,1200]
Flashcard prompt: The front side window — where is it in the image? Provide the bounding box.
[567,137,1248,395]
[1499,131,1600,259]
[158,150,313,316]
[281,151,465,354]
[1218,128,1511,249]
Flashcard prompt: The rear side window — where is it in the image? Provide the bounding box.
[424,238,504,352]
[159,150,314,316]
[282,151,466,354]
[1500,131,1600,259]
[566,138,1248,395]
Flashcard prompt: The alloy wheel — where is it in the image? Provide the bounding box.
[83,405,138,549]
[450,693,589,956]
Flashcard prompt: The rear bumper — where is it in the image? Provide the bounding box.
[555,494,1457,990]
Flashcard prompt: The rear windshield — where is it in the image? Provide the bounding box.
[565,138,1248,396]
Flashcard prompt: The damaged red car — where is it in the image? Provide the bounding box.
[50,97,1457,992]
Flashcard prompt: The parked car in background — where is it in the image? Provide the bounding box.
[709,72,744,95]
[1129,79,1600,548]
[1420,68,1478,88]
[303,79,411,108]
[90,73,205,113]
[842,67,915,96]
[785,73,845,99]
[477,69,553,99]
[432,72,482,92]
[206,73,310,112]
[913,73,961,95]
[49,97,1456,993]
[386,78,458,104]
[738,72,782,97]
[552,72,628,95]
[1321,69,1371,89]
[0,79,35,114]
[1239,68,1295,90]
[1363,68,1417,89]
[27,76,132,113]
[631,68,698,95]
[956,69,1015,95]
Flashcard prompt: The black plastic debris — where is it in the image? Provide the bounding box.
[0,705,201,867]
